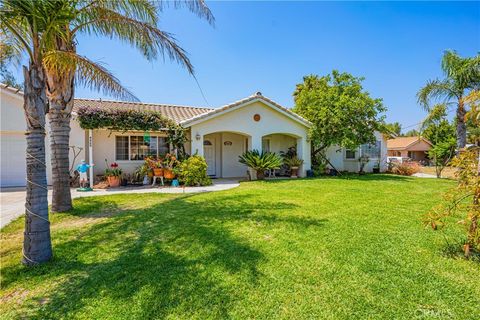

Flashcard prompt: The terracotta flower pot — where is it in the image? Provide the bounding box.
[153,168,164,176]
[290,167,299,178]
[164,169,175,179]
[107,176,121,187]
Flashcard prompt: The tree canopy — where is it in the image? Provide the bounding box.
[293,71,386,156]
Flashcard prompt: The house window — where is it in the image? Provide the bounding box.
[115,135,170,161]
[361,141,381,159]
[345,149,356,159]
[115,136,129,160]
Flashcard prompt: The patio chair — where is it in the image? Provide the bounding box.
[152,175,164,187]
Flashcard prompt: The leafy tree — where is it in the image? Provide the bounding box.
[428,138,456,178]
[421,104,456,177]
[0,39,22,89]
[417,50,480,149]
[425,147,479,257]
[422,119,456,146]
[293,71,386,168]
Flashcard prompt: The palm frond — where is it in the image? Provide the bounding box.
[74,6,194,73]
[157,0,215,26]
[416,79,457,111]
[43,50,138,101]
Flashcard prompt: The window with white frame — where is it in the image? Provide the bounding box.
[345,149,356,159]
[115,136,169,161]
[361,141,381,159]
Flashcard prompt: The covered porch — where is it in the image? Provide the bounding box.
[190,131,309,178]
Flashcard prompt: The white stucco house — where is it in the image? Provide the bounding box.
[0,84,387,187]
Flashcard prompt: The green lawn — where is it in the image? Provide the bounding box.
[1,175,479,319]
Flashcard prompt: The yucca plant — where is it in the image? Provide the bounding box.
[239,150,283,180]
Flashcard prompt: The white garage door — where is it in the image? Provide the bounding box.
[1,133,27,187]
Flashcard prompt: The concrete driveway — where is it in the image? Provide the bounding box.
[0,179,240,228]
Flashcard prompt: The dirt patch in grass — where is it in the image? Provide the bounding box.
[420,166,458,179]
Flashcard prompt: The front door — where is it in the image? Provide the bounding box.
[204,139,216,176]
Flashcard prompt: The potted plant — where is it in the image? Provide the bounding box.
[239,150,283,180]
[163,153,179,179]
[105,161,123,187]
[284,156,304,178]
[146,156,164,177]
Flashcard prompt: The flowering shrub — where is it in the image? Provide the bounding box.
[389,161,420,176]
[145,156,163,169]
[178,155,212,186]
[163,153,179,170]
[105,161,123,177]
[77,107,186,152]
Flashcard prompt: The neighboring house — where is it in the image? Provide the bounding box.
[387,136,432,161]
[1,86,312,186]
[324,131,389,173]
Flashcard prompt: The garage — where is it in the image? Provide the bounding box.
[0,133,26,187]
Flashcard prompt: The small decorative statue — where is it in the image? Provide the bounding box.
[76,160,95,191]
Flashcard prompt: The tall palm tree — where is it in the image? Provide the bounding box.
[0,0,74,265]
[1,0,214,265]
[417,50,480,149]
[44,0,214,212]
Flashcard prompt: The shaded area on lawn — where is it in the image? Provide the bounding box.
[1,193,326,319]
[1,175,478,319]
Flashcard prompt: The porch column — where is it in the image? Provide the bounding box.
[250,134,262,152]
[88,129,94,188]
[191,131,204,157]
[297,136,311,177]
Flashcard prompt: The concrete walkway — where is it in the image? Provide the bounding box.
[0,179,240,228]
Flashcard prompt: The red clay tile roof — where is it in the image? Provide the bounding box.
[73,99,213,124]
[387,136,432,150]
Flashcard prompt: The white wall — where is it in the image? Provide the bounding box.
[91,130,170,177]
[189,100,311,177]
[324,131,388,173]
[221,132,247,177]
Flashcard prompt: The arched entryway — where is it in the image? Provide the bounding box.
[202,131,251,178]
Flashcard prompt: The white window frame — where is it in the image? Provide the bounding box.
[344,148,357,160]
[114,134,170,162]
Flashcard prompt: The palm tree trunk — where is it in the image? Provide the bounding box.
[45,40,75,213]
[48,106,73,212]
[456,100,467,149]
[22,63,52,266]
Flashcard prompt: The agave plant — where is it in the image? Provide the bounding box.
[239,150,283,180]
[284,156,304,168]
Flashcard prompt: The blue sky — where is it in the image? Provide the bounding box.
[65,2,480,130]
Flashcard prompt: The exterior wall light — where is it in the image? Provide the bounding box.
[195,133,201,141]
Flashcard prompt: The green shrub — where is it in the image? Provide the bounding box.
[178,155,212,186]
[238,150,283,179]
